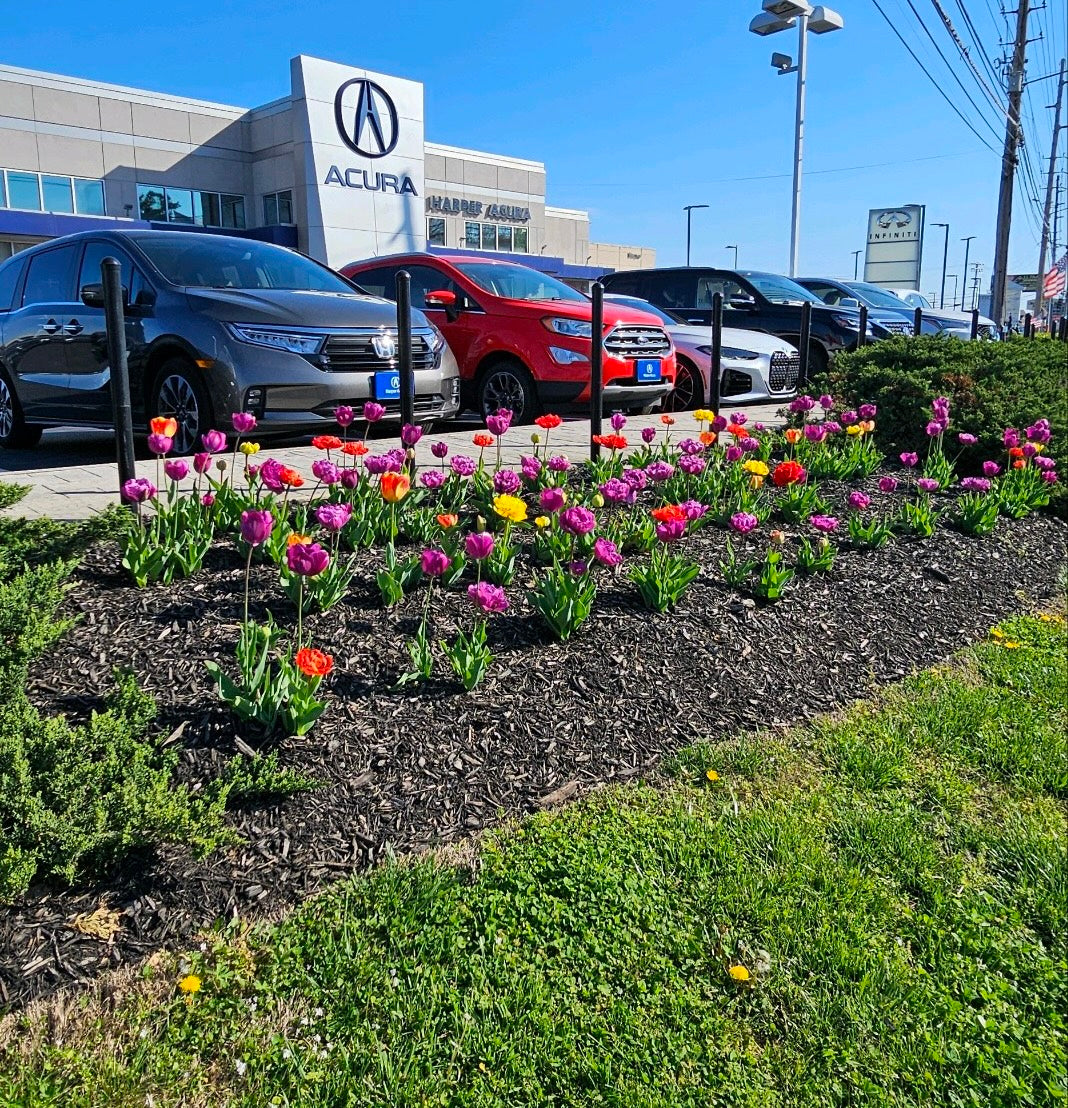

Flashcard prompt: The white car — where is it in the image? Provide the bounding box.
[603,295,800,410]
[887,289,998,338]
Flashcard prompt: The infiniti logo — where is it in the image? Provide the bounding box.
[371,332,397,360]
[335,78,399,159]
[877,209,912,229]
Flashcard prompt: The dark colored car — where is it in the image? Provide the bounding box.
[600,267,908,375]
[342,253,676,422]
[0,230,460,452]
[794,277,946,334]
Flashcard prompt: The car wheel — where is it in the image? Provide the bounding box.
[477,359,540,424]
[152,358,214,455]
[661,357,704,412]
[806,343,829,382]
[0,368,43,449]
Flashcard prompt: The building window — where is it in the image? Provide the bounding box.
[481,224,497,251]
[263,190,293,226]
[459,221,529,254]
[5,171,43,211]
[464,221,481,250]
[498,226,513,252]
[41,175,74,214]
[514,227,528,253]
[73,178,105,215]
[427,217,445,247]
[138,183,246,229]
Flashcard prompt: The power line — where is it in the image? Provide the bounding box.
[932,0,1012,118]
[870,0,1001,151]
[951,0,1006,95]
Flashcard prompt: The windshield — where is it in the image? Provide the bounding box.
[455,262,587,303]
[846,282,912,310]
[740,271,823,306]
[899,291,930,309]
[604,296,679,326]
[134,235,354,292]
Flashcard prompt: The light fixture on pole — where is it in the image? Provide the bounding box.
[750,2,845,277]
[959,236,975,310]
[726,244,739,267]
[851,249,862,279]
[683,204,709,266]
[931,222,950,308]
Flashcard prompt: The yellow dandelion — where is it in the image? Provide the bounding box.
[989,627,1005,639]
[728,965,751,983]
[706,769,720,782]
[1001,641,1021,649]
[178,974,202,994]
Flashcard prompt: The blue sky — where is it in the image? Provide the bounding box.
[5,0,1065,300]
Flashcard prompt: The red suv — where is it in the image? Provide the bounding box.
[341,253,676,422]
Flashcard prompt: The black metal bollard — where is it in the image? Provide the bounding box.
[394,270,415,471]
[1060,316,1068,343]
[970,308,980,341]
[1023,312,1032,338]
[857,304,868,348]
[710,292,723,418]
[913,306,924,336]
[589,282,604,462]
[797,300,812,388]
[102,257,136,502]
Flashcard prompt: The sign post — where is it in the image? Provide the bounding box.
[589,283,604,462]
[863,204,925,290]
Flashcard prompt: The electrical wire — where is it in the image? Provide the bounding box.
[931,0,1011,118]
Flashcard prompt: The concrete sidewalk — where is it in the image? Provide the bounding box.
[0,404,785,521]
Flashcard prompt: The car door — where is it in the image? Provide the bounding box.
[65,241,148,423]
[4,244,79,421]
[404,263,483,371]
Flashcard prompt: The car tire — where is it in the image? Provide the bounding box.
[806,343,829,381]
[476,359,540,424]
[151,358,215,455]
[0,367,43,450]
[661,356,704,412]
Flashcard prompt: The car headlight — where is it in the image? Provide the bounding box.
[549,346,589,365]
[426,322,447,353]
[544,317,593,338]
[696,345,759,360]
[227,324,324,355]
[831,314,862,331]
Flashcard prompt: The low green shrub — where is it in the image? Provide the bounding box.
[822,334,1067,513]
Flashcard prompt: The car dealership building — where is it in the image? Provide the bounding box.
[0,55,654,284]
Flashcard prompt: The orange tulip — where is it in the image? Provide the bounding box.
[784,428,802,444]
[294,647,333,678]
[699,430,718,446]
[436,513,459,529]
[381,472,411,502]
[150,416,178,437]
[473,433,494,448]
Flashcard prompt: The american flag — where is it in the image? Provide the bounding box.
[1043,252,1067,299]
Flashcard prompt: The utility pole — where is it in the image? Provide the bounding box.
[960,236,976,309]
[990,0,1032,327]
[852,249,862,279]
[970,262,983,310]
[1035,58,1066,320]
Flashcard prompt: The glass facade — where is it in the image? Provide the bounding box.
[0,170,106,216]
[459,221,528,253]
[137,183,246,229]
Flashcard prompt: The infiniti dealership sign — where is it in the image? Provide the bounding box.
[863,203,925,290]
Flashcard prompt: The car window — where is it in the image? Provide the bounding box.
[602,273,639,296]
[351,266,398,299]
[604,296,678,326]
[802,283,845,305]
[695,275,745,307]
[0,256,26,312]
[404,265,465,308]
[21,245,78,306]
[646,271,698,309]
[454,262,587,303]
[78,242,134,295]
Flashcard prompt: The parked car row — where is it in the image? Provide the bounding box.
[0,229,997,452]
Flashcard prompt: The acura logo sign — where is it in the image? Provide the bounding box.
[335,78,399,159]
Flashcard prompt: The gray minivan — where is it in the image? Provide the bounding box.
[0,230,460,451]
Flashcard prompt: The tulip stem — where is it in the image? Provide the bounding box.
[244,544,253,628]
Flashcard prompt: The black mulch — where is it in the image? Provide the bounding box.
[2,480,1066,1012]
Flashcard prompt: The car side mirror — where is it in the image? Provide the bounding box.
[728,294,757,310]
[425,288,460,321]
[80,282,129,308]
[839,297,861,309]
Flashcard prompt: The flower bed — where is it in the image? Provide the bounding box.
[1,398,1065,1010]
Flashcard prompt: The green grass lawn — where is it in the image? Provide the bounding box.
[2,613,1065,1107]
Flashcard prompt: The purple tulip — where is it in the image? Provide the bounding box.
[147,433,173,456]
[540,487,566,513]
[623,467,648,491]
[559,506,597,535]
[810,515,839,533]
[364,453,395,475]
[678,455,707,475]
[240,508,274,547]
[1022,442,1038,459]
[730,412,747,425]
[982,460,1001,477]
[610,412,627,432]
[286,542,330,576]
[430,440,449,459]
[465,532,495,560]
[334,405,355,428]
[312,459,341,485]
[818,394,835,410]
[520,455,542,480]
[486,408,513,437]
[493,469,522,494]
[646,461,675,482]
[739,437,761,453]
[841,410,858,426]
[900,452,919,468]
[730,512,759,534]
[231,412,257,435]
[1034,455,1056,471]
[122,477,157,503]
[450,454,476,477]
[678,438,704,455]
[960,477,991,494]
[363,401,385,423]
[315,502,352,532]
[569,560,589,576]
[600,478,635,506]
[641,427,657,443]
[420,548,451,577]
[592,537,622,567]
[1026,419,1052,444]
[804,424,827,444]
[725,445,743,463]
[164,459,189,482]
[679,499,707,520]
[401,423,423,448]
[201,429,227,454]
[467,581,509,614]
[258,459,284,492]
[933,396,951,414]
[420,469,445,489]
[1040,471,1058,484]
[711,415,728,432]
[201,492,215,507]
[789,395,816,413]
[878,476,899,493]
[656,518,687,543]
[858,403,877,420]
[192,451,212,475]
[547,455,571,473]
[957,432,978,446]
[1002,427,1020,448]
[824,421,842,434]
[848,491,871,511]
[925,420,946,437]
[917,477,940,493]
[340,469,360,489]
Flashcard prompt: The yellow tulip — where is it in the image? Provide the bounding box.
[492,494,527,523]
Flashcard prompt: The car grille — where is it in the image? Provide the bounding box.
[768,350,800,392]
[880,319,913,335]
[603,325,672,359]
[722,370,753,397]
[321,330,437,373]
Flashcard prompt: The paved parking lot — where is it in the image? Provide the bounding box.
[0,404,786,520]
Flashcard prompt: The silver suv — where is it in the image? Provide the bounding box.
[0,230,460,451]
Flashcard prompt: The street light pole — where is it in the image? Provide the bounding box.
[788,8,809,277]
[726,244,739,267]
[852,249,862,279]
[959,236,975,310]
[947,274,958,310]
[932,222,949,308]
[684,204,709,267]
